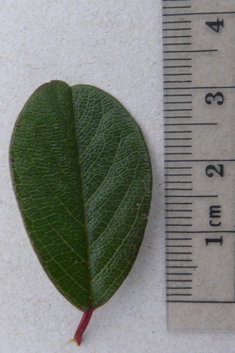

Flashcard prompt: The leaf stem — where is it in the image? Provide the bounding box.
[71,307,94,346]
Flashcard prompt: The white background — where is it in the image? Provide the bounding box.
[0,0,235,352]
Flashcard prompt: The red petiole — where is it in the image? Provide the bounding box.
[70,307,95,346]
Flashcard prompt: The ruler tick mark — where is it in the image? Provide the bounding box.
[167,294,192,297]
[166,224,193,227]
[166,273,193,275]
[166,287,192,289]
[165,195,218,198]
[163,43,192,46]
[163,36,192,39]
[163,74,192,77]
[163,49,217,53]
[166,280,192,283]
[164,58,192,61]
[163,6,191,9]
[164,109,192,111]
[163,28,192,31]
[165,187,193,190]
[164,174,192,176]
[165,181,192,184]
[163,11,235,17]
[164,138,192,141]
[165,153,192,155]
[163,80,192,83]
[165,145,192,147]
[166,238,192,240]
[163,21,192,25]
[166,209,192,212]
[163,67,192,69]
[164,116,192,119]
[166,245,193,248]
[166,252,192,254]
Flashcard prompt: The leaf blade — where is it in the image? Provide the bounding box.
[10,80,152,313]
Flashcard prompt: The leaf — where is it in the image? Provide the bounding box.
[10,80,152,345]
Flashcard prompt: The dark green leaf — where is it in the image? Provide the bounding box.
[10,80,152,344]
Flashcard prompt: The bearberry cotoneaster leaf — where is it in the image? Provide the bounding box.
[10,80,152,345]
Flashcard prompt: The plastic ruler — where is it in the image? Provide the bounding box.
[162,0,235,331]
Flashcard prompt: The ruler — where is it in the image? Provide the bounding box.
[163,0,235,331]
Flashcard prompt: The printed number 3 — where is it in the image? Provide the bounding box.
[205,92,224,106]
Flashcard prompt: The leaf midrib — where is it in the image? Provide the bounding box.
[70,86,92,310]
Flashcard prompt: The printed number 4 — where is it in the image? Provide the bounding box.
[206,18,224,33]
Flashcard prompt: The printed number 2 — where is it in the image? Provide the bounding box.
[206,18,224,33]
[205,164,224,178]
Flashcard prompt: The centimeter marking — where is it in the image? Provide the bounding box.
[163,0,235,315]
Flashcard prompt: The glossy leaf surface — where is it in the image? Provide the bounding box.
[10,80,152,316]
